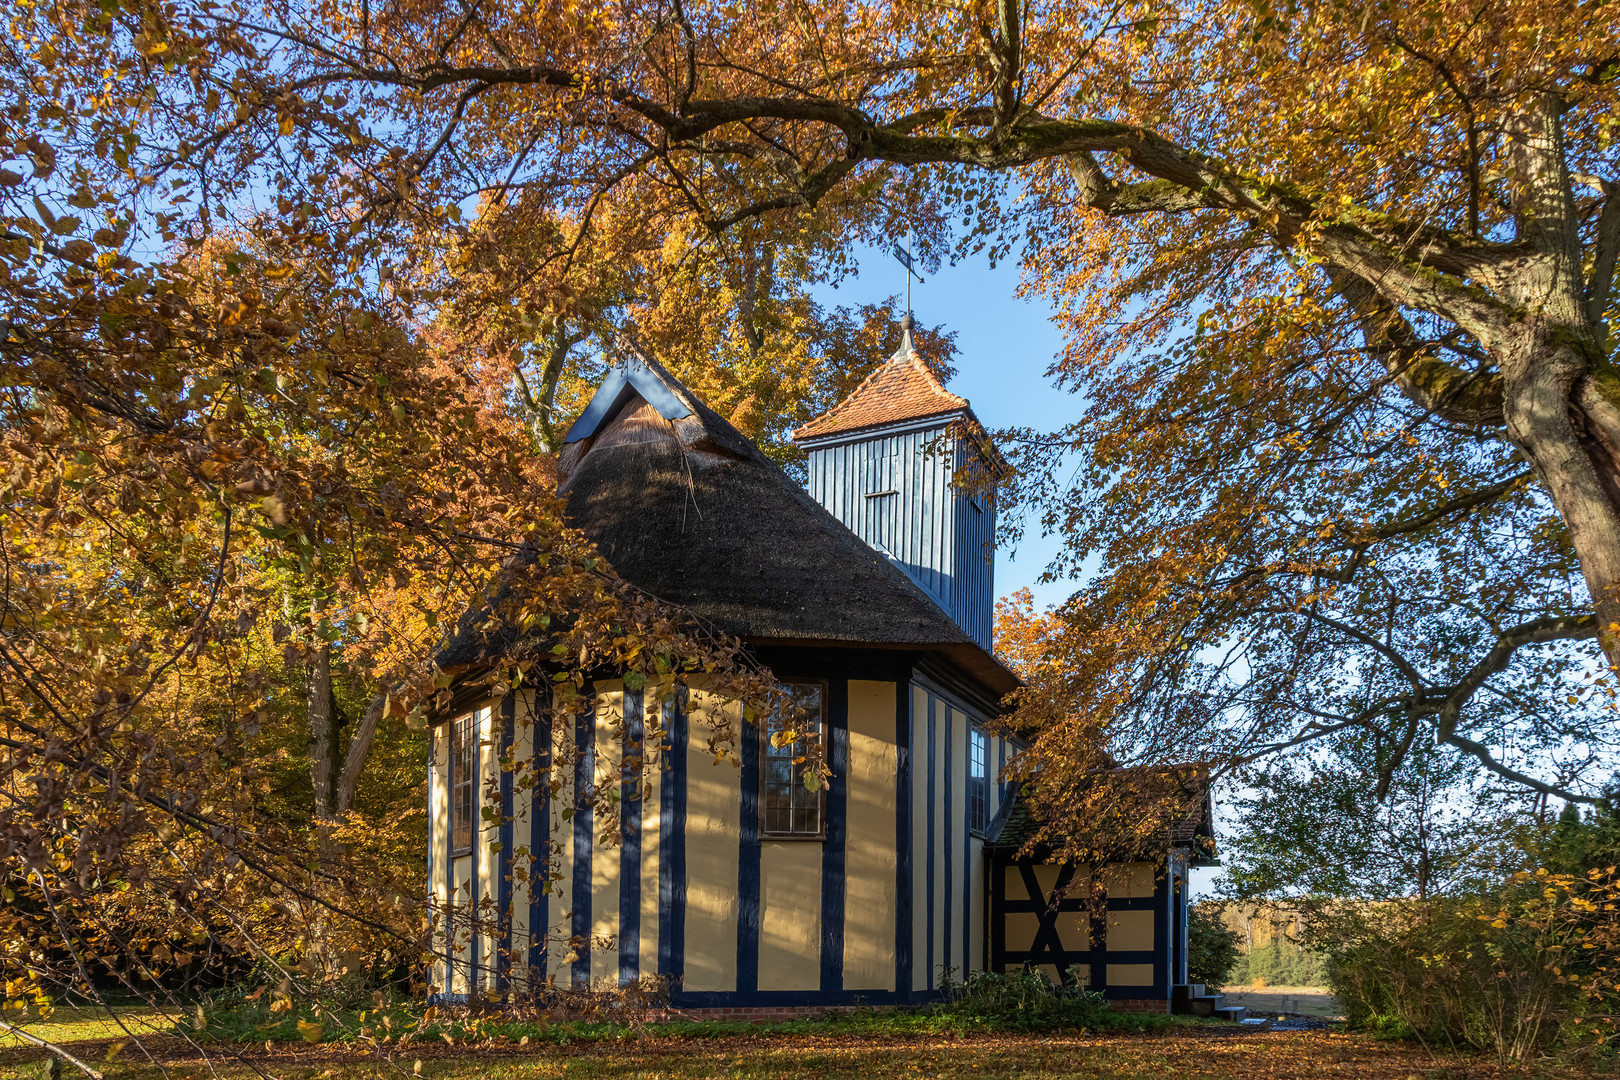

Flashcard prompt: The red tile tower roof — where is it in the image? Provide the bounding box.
[793,315,972,442]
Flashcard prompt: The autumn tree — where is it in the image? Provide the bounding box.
[0,0,786,1050]
[442,195,959,468]
[102,0,1612,806]
[7,0,1620,1038]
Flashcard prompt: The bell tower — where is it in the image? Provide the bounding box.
[791,316,999,650]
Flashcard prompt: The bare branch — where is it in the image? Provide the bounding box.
[0,1019,105,1079]
[1436,614,1606,804]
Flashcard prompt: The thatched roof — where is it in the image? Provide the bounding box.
[985,765,1218,866]
[544,354,1018,697]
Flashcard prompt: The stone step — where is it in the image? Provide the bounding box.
[1171,983,1206,1007]
[1186,994,1227,1017]
[1238,1017,1273,1032]
[1213,1005,1248,1022]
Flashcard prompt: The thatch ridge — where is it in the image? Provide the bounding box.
[562,358,996,649]
[438,354,1019,697]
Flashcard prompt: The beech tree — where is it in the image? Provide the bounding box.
[443,204,960,466]
[0,0,783,1039]
[113,0,1611,801]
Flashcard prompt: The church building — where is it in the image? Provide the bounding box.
[425,318,1213,1013]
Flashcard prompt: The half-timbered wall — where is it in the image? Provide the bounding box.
[987,856,1183,1005]
[430,671,1014,1006]
[907,678,1013,994]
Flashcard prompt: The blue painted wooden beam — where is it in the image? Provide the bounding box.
[620,689,643,987]
[820,680,849,992]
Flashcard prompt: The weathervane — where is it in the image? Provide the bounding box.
[890,239,924,320]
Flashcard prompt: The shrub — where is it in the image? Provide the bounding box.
[1187,903,1241,990]
[936,966,1111,1031]
[1321,870,1620,1067]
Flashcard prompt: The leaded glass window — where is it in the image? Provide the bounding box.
[761,683,825,839]
[969,725,988,836]
[451,711,477,853]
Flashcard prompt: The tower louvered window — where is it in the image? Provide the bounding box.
[863,453,899,553]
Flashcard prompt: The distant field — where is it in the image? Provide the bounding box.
[1219,986,1343,1019]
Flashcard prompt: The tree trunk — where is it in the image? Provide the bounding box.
[307,594,341,821]
[334,694,387,816]
[1498,329,1620,671]
[1491,94,1620,671]
[514,324,587,453]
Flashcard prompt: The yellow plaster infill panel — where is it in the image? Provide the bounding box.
[1057,912,1091,952]
[967,837,985,973]
[1107,910,1155,952]
[510,698,534,987]
[987,737,1001,819]
[639,691,661,985]
[844,680,897,991]
[590,683,624,990]
[452,852,475,995]
[1025,861,1067,906]
[1004,911,1041,952]
[477,704,502,992]
[430,723,450,993]
[758,841,821,991]
[948,707,970,972]
[1106,963,1155,986]
[910,685,930,993]
[682,684,740,992]
[547,697,577,987]
[1100,862,1158,899]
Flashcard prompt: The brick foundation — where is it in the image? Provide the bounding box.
[643,999,1168,1022]
[1106,999,1171,1014]
[648,1005,885,1023]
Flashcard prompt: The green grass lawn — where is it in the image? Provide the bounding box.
[0,1007,174,1050]
[0,1006,1532,1080]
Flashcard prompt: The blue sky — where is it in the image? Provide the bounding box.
[811,243,1084,614]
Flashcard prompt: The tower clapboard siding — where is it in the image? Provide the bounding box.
[794,316,998,651]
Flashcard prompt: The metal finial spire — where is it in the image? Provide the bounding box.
[890,240,924,329]
[897,311,917,359]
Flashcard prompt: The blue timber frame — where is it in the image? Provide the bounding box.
[658,687,688,988]
[736,693,761,996]
[819,679,849,993]
[620,688,644,986]
[528,701,552,986]
[986,855,1179,1006]
[433,646,1017,1010]
[570,707,594,988]
[894,673,913,998]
